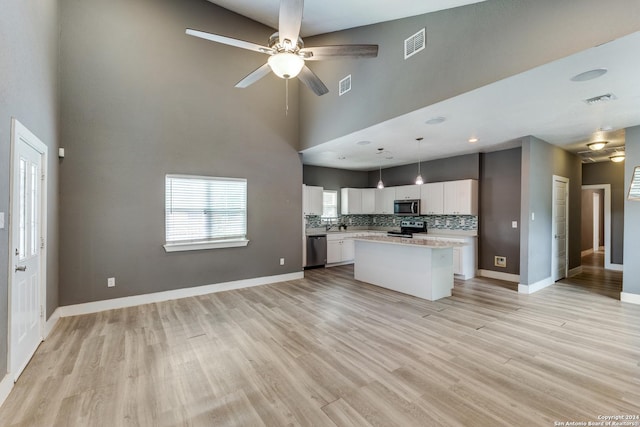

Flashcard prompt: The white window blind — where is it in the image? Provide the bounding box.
[165,174,248,251]
[322,190,338,219]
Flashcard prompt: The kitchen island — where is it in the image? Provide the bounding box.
[353,236,465,301]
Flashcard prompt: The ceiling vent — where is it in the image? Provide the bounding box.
[339,74,352,96]
[404,28,425,59]
[584,93,617,105]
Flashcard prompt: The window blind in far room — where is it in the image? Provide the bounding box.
[164,174,248,252]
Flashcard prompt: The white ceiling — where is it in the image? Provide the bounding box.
[205,0,486,37]
[301,31,640,170]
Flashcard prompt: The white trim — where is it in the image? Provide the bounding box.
[163,238,249,252]
[608,263,623,272]
[518,276,553,294]
[620,292,640,305]
[0,374,13,408]
[552,175,569,282]
[58,272,303,317]
[581,248,594,257]
[478,269,519,283]
[568,266,583,277]
[582,184,617,270]
[44,308,61,338]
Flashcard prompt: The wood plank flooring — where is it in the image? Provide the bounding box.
[1,264,639,426]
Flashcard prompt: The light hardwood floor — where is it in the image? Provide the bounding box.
[1,265,639,426]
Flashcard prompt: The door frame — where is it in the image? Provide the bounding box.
[582,184,620,271]
[592,191,600,252]
[551,175,569,282]
[8,118,48,380]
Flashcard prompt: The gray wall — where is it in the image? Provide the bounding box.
[582,162,625,264]
[479,148,521,275]
[299,0,640,150]
[58,0,302,305]
[580,189,604,253]
[303,165,368,214]
[623,126,640,295]
[366,154,479,187]
[520,137,581,285]
[0,0,59,376]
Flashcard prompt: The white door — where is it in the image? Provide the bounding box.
[593,192,600,252]
[10,119,47,381]
[551,176,568,282]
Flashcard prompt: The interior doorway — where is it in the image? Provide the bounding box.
[581,184,616,270]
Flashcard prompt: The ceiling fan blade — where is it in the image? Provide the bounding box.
[278,0,303,48]
[186,29,274,55]
[235,63,272,88]
[299,45,379,60]
[298,65,329,96]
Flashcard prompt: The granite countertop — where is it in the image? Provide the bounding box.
[354,235,466,248]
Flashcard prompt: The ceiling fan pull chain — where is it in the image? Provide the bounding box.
[285,78,289,116]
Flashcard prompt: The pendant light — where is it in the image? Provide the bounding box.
[376,148,385,188]
[415,137,424,185]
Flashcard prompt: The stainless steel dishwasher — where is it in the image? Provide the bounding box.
[306,234,327,268]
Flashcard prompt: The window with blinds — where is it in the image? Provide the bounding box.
[164,174,249,252]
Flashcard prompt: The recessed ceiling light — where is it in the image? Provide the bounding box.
[357,140,371,145]
[425,116,446,125]
[468,137,479,143]
[570,68,607,82]
[587,141,608,151]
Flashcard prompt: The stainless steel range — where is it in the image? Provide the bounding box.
[387,220,427,238]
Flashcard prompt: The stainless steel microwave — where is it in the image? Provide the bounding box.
[394,199,420,216]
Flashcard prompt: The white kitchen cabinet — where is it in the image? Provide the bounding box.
[341,188,363,214]
[413,234,477,279]
[453,247,463,275]
[327,233,355,264]
[375,187,396,214]
[303,185,323,216]
[395,184,421,200]
[327,240,343,264]
[420,182,444,215]
[361,189,376,214]
[443,179,478,215]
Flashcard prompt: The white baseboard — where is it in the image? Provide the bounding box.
[620,292,640,305]
[568,266,583,277]
[58,271,304,318]
[0,374,13,409]
[44,307,61,338]
[581,248,594,257]
[518,276,553,294]
[478,269,519,283]
[607,263,623,272]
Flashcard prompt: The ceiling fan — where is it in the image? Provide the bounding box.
[186,0,378,96]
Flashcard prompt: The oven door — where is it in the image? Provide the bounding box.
[394,200,420,215]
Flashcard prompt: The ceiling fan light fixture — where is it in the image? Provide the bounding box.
[587,141,608,151]
[268,52,304,79]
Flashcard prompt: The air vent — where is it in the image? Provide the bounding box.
[339,74,351,96]
[404,28,426,59]
[584,93,617,105]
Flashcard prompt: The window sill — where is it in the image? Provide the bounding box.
[163,239,249,252]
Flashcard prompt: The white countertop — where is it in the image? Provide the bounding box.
[354,235,466,248]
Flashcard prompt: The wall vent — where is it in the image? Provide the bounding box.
[404,28,426,59]
[584,93,617,105]
[339,74,351,96]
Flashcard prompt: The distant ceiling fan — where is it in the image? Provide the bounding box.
[186,0,378,96]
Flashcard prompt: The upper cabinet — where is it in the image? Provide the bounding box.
[361,188,376,214]
[303,185,323,216]
[375,187,396,214]
[395,184,421,200]
[443,179,478,215]
[420,182,444,215]
[341,188,363,215]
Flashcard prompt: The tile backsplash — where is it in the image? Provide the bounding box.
[306,214,477,232]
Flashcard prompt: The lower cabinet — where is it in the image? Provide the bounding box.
[327,237,355,264]
[414,234,477,280]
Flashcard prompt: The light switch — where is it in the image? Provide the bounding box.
[0,212,4,229]
[512,221,518,229]
[531,212,535,221]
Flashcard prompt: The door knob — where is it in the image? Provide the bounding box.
[15,265,27,272]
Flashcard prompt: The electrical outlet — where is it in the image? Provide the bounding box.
[512,221,518,229]
[107,277,115,287]
[494,256,507,268]
[279,258,285,266]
